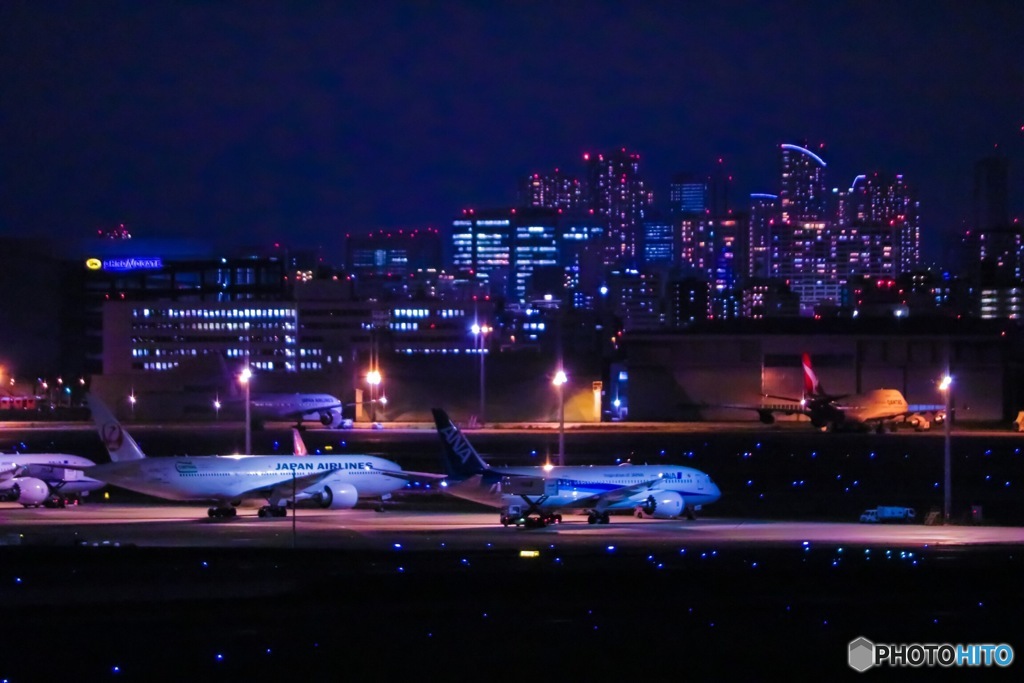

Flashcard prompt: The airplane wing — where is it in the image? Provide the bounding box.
[277,402,344,420]
[712,399,812,422]
[0,463,22,480]
[249,469,357,502]
[569,477,665,512]
[370,466,447,483]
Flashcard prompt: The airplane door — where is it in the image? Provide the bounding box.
[697,475,705,491]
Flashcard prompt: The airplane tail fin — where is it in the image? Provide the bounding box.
[802,353,824,396]
[86,394,146,462]
[292,428,308,456]
[432,408,489,478]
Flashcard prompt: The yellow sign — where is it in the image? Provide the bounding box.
[86,258,102,270]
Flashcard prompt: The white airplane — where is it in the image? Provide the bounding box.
[85,394,431,519]
[214,355,356,429]
[0,453,105,508]
[432,408,721,527]
[218,393,353,429]
[722,353,945,433]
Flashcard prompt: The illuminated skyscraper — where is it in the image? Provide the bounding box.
[452,209,513,298]
[345,228,443,278]
[520,169,583,211]
[747,193,778,278]
[452,208,559,302]
[642,212,674,266]
[771,142,837,313]
[583,148,652,266]
[963,154,1021,282]
[834,172,920,279]
[669,173,708,214]
[778,142,828,223]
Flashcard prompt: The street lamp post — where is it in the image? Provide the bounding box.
[367,369,382,423]
[240,366,252,455]
[940,373,952,523]
[472,323,490,425]
[553,369,567,466]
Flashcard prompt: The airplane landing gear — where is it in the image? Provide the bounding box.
[586,511,610,524]
[207,506,237,518]
[257,505,287,518]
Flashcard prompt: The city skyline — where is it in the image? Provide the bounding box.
[2,1,1023,265]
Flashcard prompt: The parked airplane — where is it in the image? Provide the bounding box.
[432,408,720,527]
[723,353,944,433]
[85,394,429,518]
[0,453,105,508]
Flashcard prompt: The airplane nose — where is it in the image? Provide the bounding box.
[710,483,722,502]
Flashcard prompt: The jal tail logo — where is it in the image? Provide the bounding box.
[102,423,124,452]
[440,424,476,466]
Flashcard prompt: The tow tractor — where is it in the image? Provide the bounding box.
[497,476,564,528]
[499,501,562,528]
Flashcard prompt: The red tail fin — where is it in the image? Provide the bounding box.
[292,428,308,456]
[802,353,823,396]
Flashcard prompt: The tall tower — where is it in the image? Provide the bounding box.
[779,142,828,223]
[747,193,778,278]
[834,172,920,278]
[772,142,836,312]
[520,169,583,211]
[583,148,652,266]
[669,173,708,215]
[964,154,1020,282]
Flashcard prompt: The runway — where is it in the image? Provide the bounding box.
[4,502,1023,550]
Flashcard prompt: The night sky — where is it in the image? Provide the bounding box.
[2,1,1022,263]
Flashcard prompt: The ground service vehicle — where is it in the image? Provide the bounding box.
[860,506,916,523]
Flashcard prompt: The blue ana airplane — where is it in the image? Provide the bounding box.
[85,394,429,518]
[0,453,105,508]
[432,408,721,527]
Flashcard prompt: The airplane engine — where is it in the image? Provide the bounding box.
[320,409,347,428]
[12,478,50,507]
[757,410,775,425]
[637,491,685,519]
[907,413,931,431]
[316,483,359,510]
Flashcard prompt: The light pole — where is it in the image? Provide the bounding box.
[940,373,953,523]
[214,395,221,421]
[553,369,567,466]
[239,365,252,455]
[367,369,381,423]
[472,323,490,425]
[128,389,136,420]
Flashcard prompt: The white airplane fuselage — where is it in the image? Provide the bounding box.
[88,454,405,503]
[0,453,104,496]
[448,464,721,513]
[249,393,342,424]
[832,388,910,424]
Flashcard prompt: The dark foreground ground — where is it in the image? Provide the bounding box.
[1,542,1022,681]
